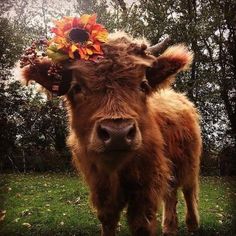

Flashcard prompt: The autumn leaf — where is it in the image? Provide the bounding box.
[0,210,6,222]
[22,222,31,228]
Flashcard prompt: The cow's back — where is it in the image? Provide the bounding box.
[149,89,202,187]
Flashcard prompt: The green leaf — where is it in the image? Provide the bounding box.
[46,44,69,62]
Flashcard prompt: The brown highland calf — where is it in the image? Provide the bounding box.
[21,32,202,236]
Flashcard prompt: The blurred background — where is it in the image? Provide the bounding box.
[0,0,235,176]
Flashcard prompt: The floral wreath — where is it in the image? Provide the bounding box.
[20,14,108,94]
[48,14,108,61]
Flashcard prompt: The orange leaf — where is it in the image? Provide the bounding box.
[92,43,101,52]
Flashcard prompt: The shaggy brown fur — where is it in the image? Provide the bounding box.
[21,32,201,236]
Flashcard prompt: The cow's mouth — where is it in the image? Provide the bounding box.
[102,148,133,156]
[97,148,136,170]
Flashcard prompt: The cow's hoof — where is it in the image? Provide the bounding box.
[162,230,177,236]
[186,219,199,233]
[162,233,177,236]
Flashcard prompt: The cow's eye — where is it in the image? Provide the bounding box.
[73,84,82,94]
[140,80,151,94]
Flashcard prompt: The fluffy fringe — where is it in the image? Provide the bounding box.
[161,44,194,71]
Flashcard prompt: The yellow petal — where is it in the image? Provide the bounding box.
[95,31,108,43]
[79,14,91,25]
[71,44,78,52]
[86,48,93,55]
[69,50,74,59]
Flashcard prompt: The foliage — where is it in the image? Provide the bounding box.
[0,174,235,235]
[73,0,236,150]
[0,0,235,173]
[109,0,236,149]
[0,12,71,172]
[0,17,25,80]
[0,81,71,172]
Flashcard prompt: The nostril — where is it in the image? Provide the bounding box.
[97,126,110,142]
[126,124,136,141]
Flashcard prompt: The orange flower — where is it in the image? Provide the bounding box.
[47,14,108,61]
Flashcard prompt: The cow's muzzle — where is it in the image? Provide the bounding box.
[95,118,141,152]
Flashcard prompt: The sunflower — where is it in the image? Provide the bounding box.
[47,14,108,62]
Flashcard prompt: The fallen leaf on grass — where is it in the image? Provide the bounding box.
[216,213,223,218]
[74,197,81,204]
[22,222,31,228]
[117,222,122,232]
[0,210,6,222]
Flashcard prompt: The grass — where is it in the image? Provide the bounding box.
[0,173,235,236]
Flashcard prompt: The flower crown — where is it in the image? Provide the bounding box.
[48,14,108,61]
[20,14,108,66]
[20,14,108,94]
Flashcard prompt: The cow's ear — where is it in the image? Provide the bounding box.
[146,45,193,90]
[22,58,72,96]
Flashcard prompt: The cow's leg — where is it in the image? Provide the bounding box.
[182,179,199,232]
[97,208,121,236]
[90,173,124,236]
[127,193,158,236]
[162,188,178,236]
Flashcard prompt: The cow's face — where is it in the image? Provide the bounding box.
[67,60,148,162]
[21,35,193,169]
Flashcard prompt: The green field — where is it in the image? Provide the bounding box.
[0,174,235,236]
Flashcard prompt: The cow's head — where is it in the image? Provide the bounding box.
[21,32,193,170]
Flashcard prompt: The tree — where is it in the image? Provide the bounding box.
[1,0,235,173]
[116,0,236,150]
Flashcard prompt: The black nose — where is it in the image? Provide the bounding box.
[97,119,137,151]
